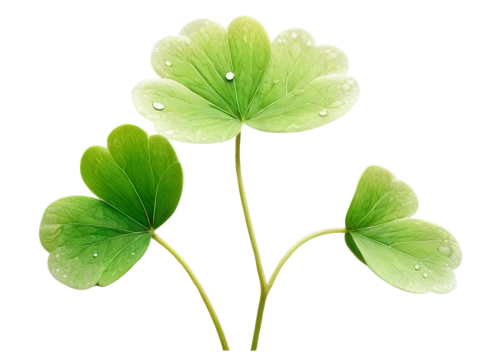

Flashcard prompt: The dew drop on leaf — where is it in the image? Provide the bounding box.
[131,252,135,256]
[291,32,297,39]
[306,40,312,47]
[274,79,280,84]
[55,268,60,272]
[437,246,451,257]
[319,109,327,116]
[277,39,283,44]
[225,72,235,81]
[423,273,428,278]
[414,264,420,270]
[165,61,172,67]
[93,252,98,258]
[62,274,68,279]
[152,102,165,110]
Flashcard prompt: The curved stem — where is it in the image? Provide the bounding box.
[235,133,267,290]
[267,228,347,291]
[250,228,346,350]
[152,233,229,351]
[235,131,346,350]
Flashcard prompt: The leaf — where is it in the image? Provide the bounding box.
[345,166,462,294]
[132,17,358,143]
[245,29,359,132]
[40,124,183,289]
[132,79,243,144]
[227,16,271,116]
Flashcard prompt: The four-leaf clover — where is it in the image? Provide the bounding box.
[132,17,360,143]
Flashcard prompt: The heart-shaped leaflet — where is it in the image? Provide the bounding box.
[39,124,183,289]
[345,166,462,294]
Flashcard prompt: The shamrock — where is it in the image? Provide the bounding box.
[132,16,359,143]
[345,166,462,293]
[39,124,183,289]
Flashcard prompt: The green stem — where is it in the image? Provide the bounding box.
[250,228,346,350]
[236,131,346,350]
[235,133,267,291]
[152,233,229,351]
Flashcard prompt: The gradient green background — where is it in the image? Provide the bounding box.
[0,2,497,357]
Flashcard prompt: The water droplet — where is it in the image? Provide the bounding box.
[347,79,354,85]
[201,137,207,141]
[93,252,98,258]
[62,274,68,279]
[423,273,428,278]
[277,39,283,44]
[55,268,60,272]
[152,102,164,110]
[342,84,351,91]
[306,40,312,47]
[165,61,172,67]
[274,79,280,84]
[225,72,235,81]
[414,264,420,270]
[437,246,451,257]
[291,32,297,39]
[131,252,135,256]
[319,109,327,116]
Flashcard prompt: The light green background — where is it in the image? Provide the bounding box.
[1,0,498,356]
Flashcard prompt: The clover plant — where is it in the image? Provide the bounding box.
[41,16,462,352]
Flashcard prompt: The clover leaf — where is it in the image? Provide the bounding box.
[132,17,360,143]
[39,124,183,289]
[345,166,462,294]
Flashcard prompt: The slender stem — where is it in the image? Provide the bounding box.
[235,131,346,350]
[251,291,268,350]
[152,233,229,351]
[235,133,267,290]
[250,228,346,350]
[267,228,347,291]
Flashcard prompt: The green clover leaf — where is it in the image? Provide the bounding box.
[39,124,183,289]
[345,166,462,294]
[132,17,359,143]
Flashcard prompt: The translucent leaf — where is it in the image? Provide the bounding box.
[132,79,243,144]
[133,17,358,142]
[345,166,462,293]
[40,125,183,289]
[245,28,359,132]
